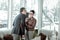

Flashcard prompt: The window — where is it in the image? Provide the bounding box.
[0,0,8,28]
[42,0,59,31]
[0,0,39,28]
[0,0,21,28]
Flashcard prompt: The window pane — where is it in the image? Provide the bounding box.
[0,0,8,28]
[43,0,59,31]
[13,0,20,11]
[0,0,8,10]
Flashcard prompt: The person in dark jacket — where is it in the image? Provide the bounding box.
[12,7,27,40]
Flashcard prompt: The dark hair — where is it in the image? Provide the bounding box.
[0,37,2,40]
[3,34,13,40]
[20,7,25,12]
[30,10,35,14]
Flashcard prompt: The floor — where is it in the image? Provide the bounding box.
[0,28,59,40]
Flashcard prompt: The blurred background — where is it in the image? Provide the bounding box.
[0,0,60,40]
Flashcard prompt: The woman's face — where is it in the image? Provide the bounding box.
[29,12,34,18]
